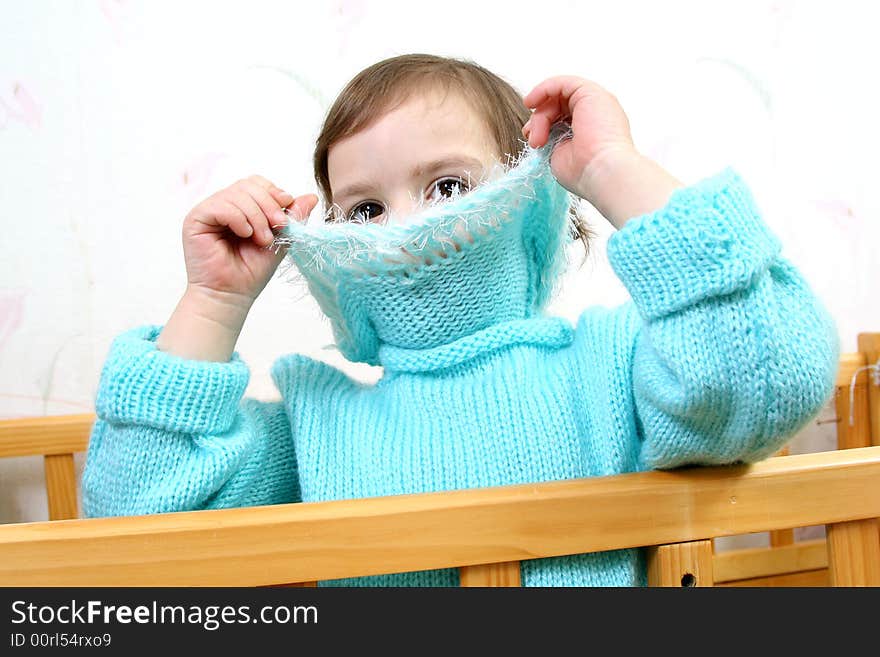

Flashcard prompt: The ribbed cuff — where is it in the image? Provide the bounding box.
[606,167,782,321]
[95,325,250,435]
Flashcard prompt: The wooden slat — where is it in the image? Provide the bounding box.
[459,562,521,586]
[827,518,880,586]
[769,529,795,547]
[647,540,713,587]
[769,532,796,548]
[857,333,880,446]
[0,414,94,458]
[0,447,877,587]
[768,446,795,546]
[713,539,827,583]
[44,454,78,520]
[718,569,829,587]
[836,373,872,449]
[836,352,867,388]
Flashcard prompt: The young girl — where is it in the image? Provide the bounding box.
[82,54,839,587]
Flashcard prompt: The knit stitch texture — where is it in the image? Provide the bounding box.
[82,153,840,586]
[274,136,572,365]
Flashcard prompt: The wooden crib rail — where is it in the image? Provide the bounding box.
[0,446,878,587]
[0,413,93,458]
[0,413,93,521]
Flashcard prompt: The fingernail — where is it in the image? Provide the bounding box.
[272,210,286,224]
[278,189,293,200]
[263,229,274,242]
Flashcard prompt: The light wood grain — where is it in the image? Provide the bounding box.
[836,352,868,388]
[0,447,877,586]
[44,454,78,520]
[836,375,872,449]
[0,414,94,458]
[857,332,880,446]
[647,540,713,587]
[768,447,795,546]
[827,518,880,586]
[768,529,795,547]
[717,569,829,587]
[713,539,828,583]
[459,561,521,586]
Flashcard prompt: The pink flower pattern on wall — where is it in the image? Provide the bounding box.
[0,82,41,131]
[0,290,25,354]
[180,152,228,202]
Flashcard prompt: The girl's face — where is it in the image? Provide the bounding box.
[327,88,500,225]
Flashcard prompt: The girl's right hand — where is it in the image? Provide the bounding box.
[181,175,319,304]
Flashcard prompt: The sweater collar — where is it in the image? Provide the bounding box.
[377,316,574,373]
[277,129,574,367]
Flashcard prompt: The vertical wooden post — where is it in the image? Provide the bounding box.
[857,333,880,447]
[826,519,880,586]
[769,529,795,547]
[43,453,78,520]
[835,364,872,449]
[459,562,522,587]
[769,446,795,546]
[647,541,714,587]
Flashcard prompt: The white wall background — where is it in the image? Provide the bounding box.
[1,1,876,549]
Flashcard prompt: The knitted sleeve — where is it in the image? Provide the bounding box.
[605,167,840,469]
[81,325,301,517]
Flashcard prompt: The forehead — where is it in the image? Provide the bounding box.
[327,88,497,194]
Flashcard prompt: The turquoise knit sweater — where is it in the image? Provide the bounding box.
[82,150,839,586]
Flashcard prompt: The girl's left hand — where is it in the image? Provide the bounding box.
[522,76,637,201]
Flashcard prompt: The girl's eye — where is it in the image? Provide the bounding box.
[427,176,469,203]
[348,201,385,223]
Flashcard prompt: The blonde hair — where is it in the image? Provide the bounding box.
[313,53,593,259]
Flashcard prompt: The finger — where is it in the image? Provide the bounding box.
[284,194,319,224]
[523,75,589,110]
[188,196,239,231]
[228,189,274,246]
[269,186,295,209]
[217,200,253,239]
[240,180,286,239]
[526,101,560,148]
[247,174,295,208]
[246,174,276,190]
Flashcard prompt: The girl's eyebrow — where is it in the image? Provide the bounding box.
[409,155,485,178]
[334,156,485,204]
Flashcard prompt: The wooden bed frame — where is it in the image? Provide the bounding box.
[0,334,877,587]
